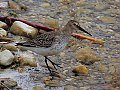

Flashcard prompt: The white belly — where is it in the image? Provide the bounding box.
[26,42,67,56]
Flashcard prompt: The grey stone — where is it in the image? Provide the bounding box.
[0,21,8,29]
[0,50,14,66]
[10,21,38,38]
[0,2,8,8]
[0,28,7,37]
[64,85,78,90]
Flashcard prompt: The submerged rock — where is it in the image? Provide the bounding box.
[75,47,101,65]
[0,50,14,66]
[76,0,87,7]
[0,78,17,89]
[3,44,18,51]
[0,28,7,37]
[44,19,59,29]
[8,0,21,10]
[40,3,50,8]
[10,21,38,38]
[4,79,17,88]
[72,64,88,75]
[92,3,108,11]
[64,85,78,90]
[14,52,37,67]
[43,76,60,87]
[33,86,45,90]
[59,0,71,3]
[0,2,8,9]
[0,21,8,29]
[77,8,92,14]
[97,16,116,23]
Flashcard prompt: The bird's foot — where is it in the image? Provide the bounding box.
[50,62,62,70]
[44,56,63,79]
[45,57,62,70]
[49,70,62,80]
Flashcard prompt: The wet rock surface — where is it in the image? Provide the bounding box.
[0,28,7,37]
[64,85,78,90]
[0,0,120,90]
[33,86,45,90]
[15,51,37,67]
[0,78,19,89]
[72,64,88,75]
[0,21,8,29]
[0,2,8,9]
[0,50,14,66]
[10,21,38,38]
[75,47,102,65]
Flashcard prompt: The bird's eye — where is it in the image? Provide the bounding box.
[73,22,79,26]
[73,20,79,26]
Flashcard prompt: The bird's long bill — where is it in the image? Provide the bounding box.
[74,24,92,36]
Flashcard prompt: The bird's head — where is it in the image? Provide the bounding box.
[62,20,92,36]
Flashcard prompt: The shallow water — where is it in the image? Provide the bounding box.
[0,0,120,90]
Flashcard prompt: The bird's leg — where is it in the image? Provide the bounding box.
[45,56,52,75]
[45,56,62,70]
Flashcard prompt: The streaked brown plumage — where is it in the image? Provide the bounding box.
[16,20,92,75]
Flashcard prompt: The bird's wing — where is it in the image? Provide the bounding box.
[16,32,56,48]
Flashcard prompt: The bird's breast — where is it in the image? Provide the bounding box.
[26,42,67,56]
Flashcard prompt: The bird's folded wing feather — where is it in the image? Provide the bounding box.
[16,32,56,48]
